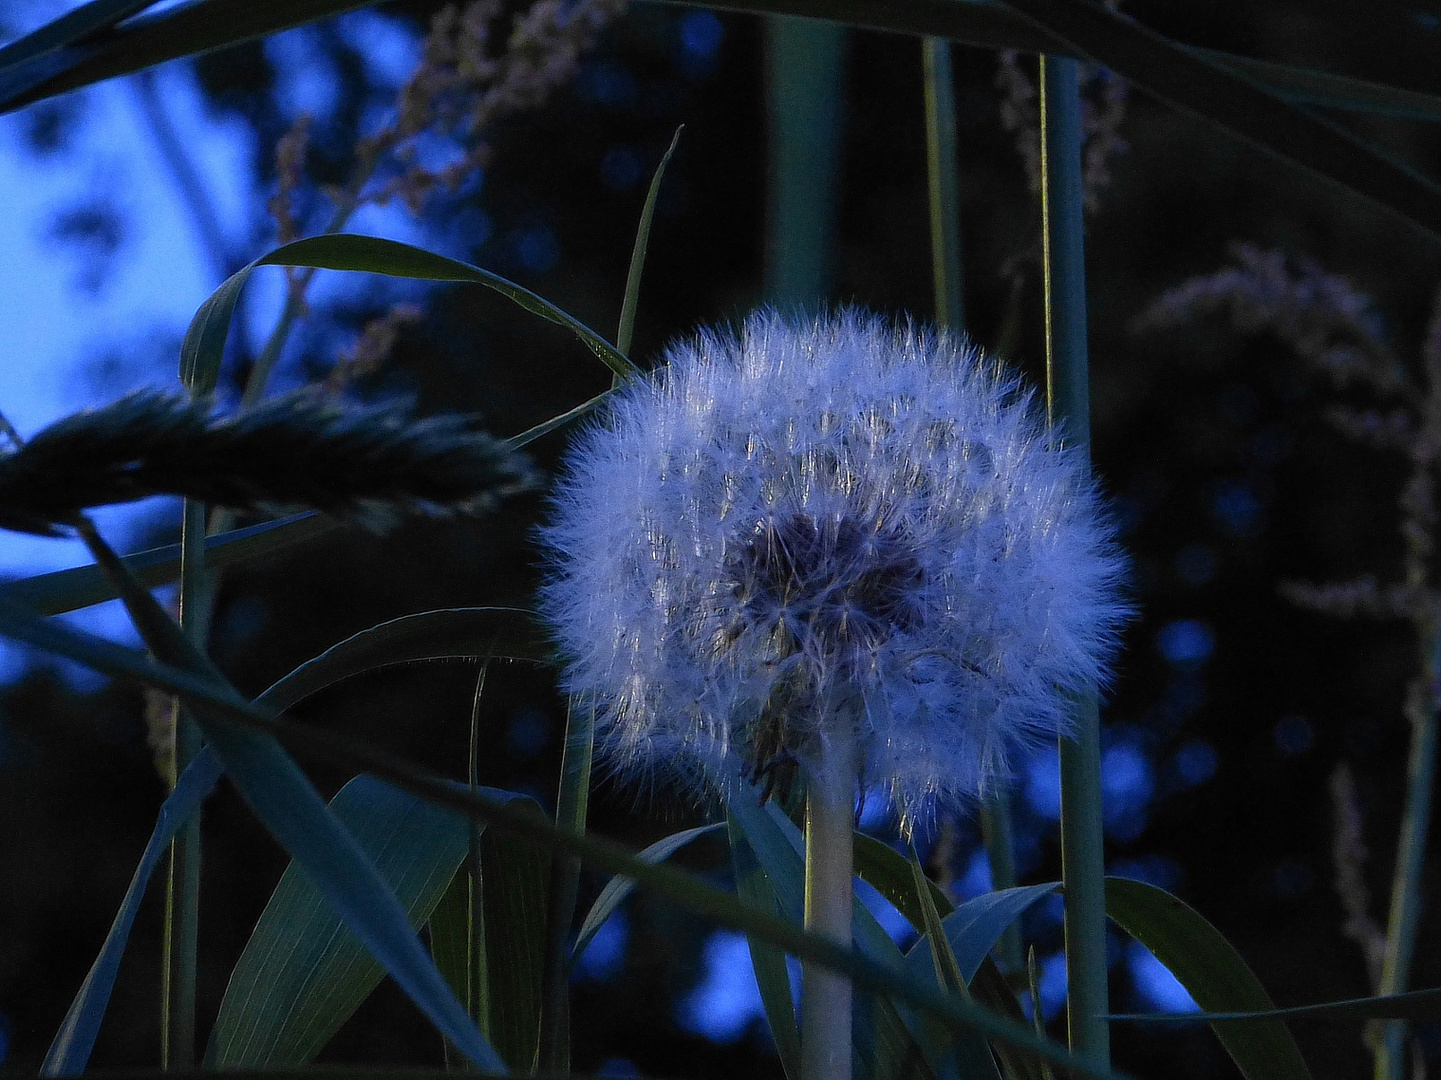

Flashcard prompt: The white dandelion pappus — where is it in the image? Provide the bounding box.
[540,309,1129,827]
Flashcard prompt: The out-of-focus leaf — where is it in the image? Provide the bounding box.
[41,750,224,1077]
[0,591,1134,1080]
[12,0,1441,131]
[180,235,633,400]
[208,776,521,1067]
[0,0,157,104]
[997,0,1441,239]
[0,512,335,616]
[574,823,724,963]
[1113,986,1441,1024]
[616,126,683,359]
[1104,877,1312,1080]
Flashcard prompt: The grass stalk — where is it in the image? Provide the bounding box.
[764,15,845,309]
[161,498,209,1068]
[922,36,964,332]
[537,698,593,1071]
[1375,628,1441,1080]
[800,723,857,1080]
[1039,54,1110,1066]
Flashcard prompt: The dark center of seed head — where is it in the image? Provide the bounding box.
[727,512,925,650]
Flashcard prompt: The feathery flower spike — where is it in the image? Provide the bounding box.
[540,310,1130,830]
[0,388,534,536]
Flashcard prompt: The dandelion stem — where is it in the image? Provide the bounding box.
[1040,54,1111,1066]
[801,722,856,1080]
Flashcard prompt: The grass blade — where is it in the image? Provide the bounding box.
[1104,877,1312,1080]
[0,512,336,616]
[574,823,725,963]
[616,127,683,361]
[182,235,634,400]
[254,607,547,713]
[727,816,802,1077]
[1004,0,1441,239]
[41,750,223,1077]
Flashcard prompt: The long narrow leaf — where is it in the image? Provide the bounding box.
[13,0,1441,130]
[1104,877,1312,1080]
[181,235,633,399]
[0,512,336,617]
[616,127,683,359]
[1111,986,1441,1025]
[254,607,547,712]
[0,0,157,104]
[41,750,224,1076]
[0,593,1137,1080]
[574,823,724,963]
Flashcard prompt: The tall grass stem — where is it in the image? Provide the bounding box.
[538,697,593,1071]
[923,36,964,332]
[1375,629,1441,1080]
[1040,54,1110,1066]
[764,16,844,309]
[801,723,857,1080]
[161,498,209,1068]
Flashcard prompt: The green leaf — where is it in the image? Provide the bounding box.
[208,775,515,1067]
[0,0,378,111]
[62,529,507,1072]
[0,593,1136,1080]
[616,126,683,359]
[254,607,548,713]
[997,0,1441,239]
[0,511,336,616]
[854,832,954,928]
[1112,986,1441,1025]
[476,802,552,1072]
[42,751,224,1077]
[181,235,634,400]
[574,823,724,963]
[1104,877,1313,1080]
[0,0,157,105]
[920,885,1063,986]
[427,869,480,1033]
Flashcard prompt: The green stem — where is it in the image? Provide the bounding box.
[537,697,593,1071]
[922,36,964,333]
[1040,54,1110,1066]
[161,499,209,1068]
[1375,629,1441,1080]
[801,722,856,1080]
[980,792,1022,971]
[765,16,845,309]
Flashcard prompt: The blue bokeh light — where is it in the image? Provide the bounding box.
[677,930,766,1042]
[574,910,629,982]
[1127,940,1199,1013]
[1156,619,1214,667]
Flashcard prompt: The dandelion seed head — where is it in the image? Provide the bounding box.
[539,310,1130,827]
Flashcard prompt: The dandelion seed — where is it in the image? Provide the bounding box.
[539,310,1129,829]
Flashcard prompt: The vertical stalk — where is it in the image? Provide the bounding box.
[801,723,857,1080]
[1375,629,1441,1080]
[1039,55,1110,1066]
[765,16,845,309]
[162,499,209,1068]
[922,37,964,333]
[538,697,593,1071]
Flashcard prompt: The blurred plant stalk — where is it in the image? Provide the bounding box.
[1040,54,1110,1066]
